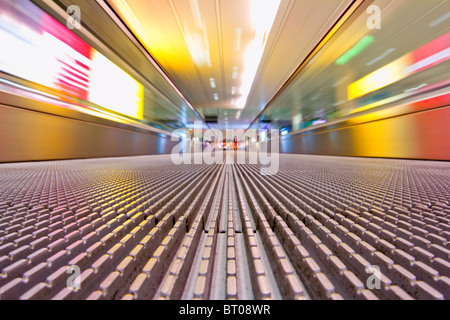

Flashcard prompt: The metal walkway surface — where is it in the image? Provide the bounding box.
[0,154,449,300]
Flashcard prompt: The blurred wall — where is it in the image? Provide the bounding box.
[0,104,177,163]
[280,105,450,160]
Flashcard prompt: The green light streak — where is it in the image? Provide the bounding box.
[335,35,375,65]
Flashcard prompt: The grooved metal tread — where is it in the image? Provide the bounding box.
[0,154,449,300]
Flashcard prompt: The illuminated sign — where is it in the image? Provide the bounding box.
[0,0,143,120]
[89,51,143,120]
[348,32,450,100]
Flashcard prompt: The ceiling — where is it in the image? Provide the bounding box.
[103,0,354,130]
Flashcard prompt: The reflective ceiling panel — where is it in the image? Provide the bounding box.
[106,0,353,129]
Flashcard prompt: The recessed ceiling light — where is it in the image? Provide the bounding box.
[429,12,450,27]
[209,78,216,88]
[213,93,219,100]
[231,86,236,95]
[366,48,396,66]
[232,66,238,79]
[234,28,242,52]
